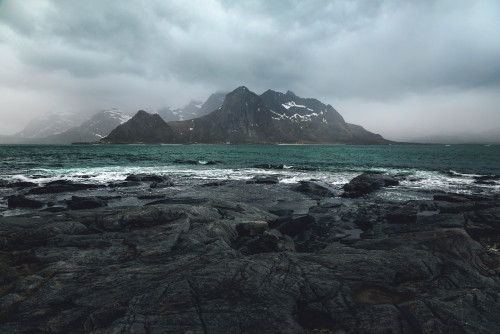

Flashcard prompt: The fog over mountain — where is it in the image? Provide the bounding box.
[1,0,499,142]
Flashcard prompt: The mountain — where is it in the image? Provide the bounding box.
[167,87,387,144]
[157,92,226,122]
[39,109,131,144]
[14,113,86,140]
[102,110,174,143]
[103,87,388,144]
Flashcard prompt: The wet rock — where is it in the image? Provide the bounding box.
[246,175,279,184]
[125,174,169,183]
[201,181,228,187]
[66,196,107,210]
[0,185,499,334]
[236,220,269,236]
[4,181,38,188]
[7,195,43,209]
[28,180,102,194]
[238,229,295,255]
[150,181,174,188]
[342,173,399,198]
[294,180,335,198]
[272,215,315,236]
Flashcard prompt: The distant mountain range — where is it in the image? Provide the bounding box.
[0,109,131,144]
[102,86,388,145]
[157,92,226,122]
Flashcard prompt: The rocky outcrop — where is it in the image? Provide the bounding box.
[342,172,400,198]
[0,180,499,333]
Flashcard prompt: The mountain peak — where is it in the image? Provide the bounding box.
[285,90,297,98]
[102,110,173,143]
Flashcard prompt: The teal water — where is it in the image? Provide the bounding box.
[1,144,499,196]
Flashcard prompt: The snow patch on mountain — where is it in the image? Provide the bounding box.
[271,110,327,123]
[282,101,314,111]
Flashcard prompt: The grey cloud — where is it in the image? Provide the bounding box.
[0,0,499,139]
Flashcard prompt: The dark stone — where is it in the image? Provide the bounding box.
[386,202,419,224]
[125,174,169,183]
[342,173,399,198]
[150,181,174,188]
[5,181,38,188]
[294,180,334,198]
[7,195,43,209]
[107,181,141,188]
[201,181,228,187]
[66,196,107,210]
[238,229,295,255]
[1,185,500,334]
[28,180,102,194]
[274,215,315,236]
[246,176,279,184]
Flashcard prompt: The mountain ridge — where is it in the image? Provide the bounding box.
[102,86,389,145]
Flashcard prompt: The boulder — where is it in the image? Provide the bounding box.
[246,175,279,184]
[343,173,399,198]
[294,180,335,198]
[28,180,102,194]
[125,174,169,183]
[7,195,43,209]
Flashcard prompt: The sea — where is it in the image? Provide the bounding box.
[0,144,499,209]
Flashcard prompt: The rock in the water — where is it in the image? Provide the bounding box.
[125,174,170,183]
[7,195,43,209]
[342,173,399,198]
[28,180,102,194]
[294,180,335,198]
[246,175,279,184]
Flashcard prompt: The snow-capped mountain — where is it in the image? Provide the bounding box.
[39,109,132,144]
[157,92,226,122]
[15,113,86,139]
[104,87,388,145]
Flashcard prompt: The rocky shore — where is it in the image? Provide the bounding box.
[0,173,499,333]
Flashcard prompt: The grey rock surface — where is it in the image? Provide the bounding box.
[0,182,499,333]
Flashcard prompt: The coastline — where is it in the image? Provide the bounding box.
[0,173,499,332]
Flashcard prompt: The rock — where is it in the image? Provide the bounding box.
[238,229,295,255]
[236,221,269,236]
[342,173,399,198]
[246,175,279,184]
[66,196,107,210]
[83,302,127,331]
[201,181,228,187]
[0,184,500,334]
[125,174,169,183]
[7,195,43,209]
[4,181,38,188]
[150,181,174,188]
[28,180,102,194]
[294,180,335,198]
[273,215,315,236]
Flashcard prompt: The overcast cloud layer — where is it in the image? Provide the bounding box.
[1,0,499,141]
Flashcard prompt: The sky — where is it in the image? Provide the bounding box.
[0,0,499,141]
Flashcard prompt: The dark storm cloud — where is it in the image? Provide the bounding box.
[1,0,499,139]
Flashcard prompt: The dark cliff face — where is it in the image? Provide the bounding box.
[102,110,174,143]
